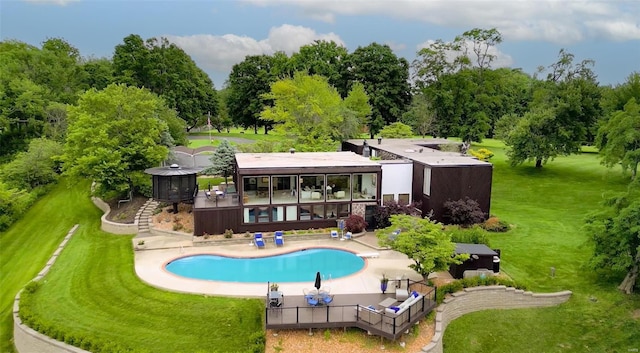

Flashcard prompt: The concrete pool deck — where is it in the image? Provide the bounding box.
[133,233,424,298]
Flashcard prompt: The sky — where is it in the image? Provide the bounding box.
[1,0,639,89]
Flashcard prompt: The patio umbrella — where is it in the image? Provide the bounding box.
[314,271,321,291]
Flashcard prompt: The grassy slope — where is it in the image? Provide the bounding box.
[0,179,93,353]
[443,141,640,352]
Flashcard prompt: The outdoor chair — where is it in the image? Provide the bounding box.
[274,231,284,247]
[254,233,265,249]
[320,292,334,305]
[330,230,339,239]
[306,296,319,306]
[344,231,352,240]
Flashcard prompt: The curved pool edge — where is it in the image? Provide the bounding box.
[134,239,421,298]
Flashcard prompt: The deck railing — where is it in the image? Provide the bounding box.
[265,286,437,340]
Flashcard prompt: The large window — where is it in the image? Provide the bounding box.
[243,176,269,205]
[299,174,324,203]
[272,175,298,204]
[423,167,431,196]
[398,193,410,204]
[327,174,351,201]
[353,173,377,200]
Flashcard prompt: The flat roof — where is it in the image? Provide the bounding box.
[345,138,491,167]
[455,243,498,256]
[235,151,381,169]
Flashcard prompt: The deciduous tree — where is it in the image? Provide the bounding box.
[62,84,173,197]
[376,215,468,281]
[0,138,61,190]
[586,184,640,294]
[597,98,640,179]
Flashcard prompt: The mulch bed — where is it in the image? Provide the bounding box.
[105,196,148,223]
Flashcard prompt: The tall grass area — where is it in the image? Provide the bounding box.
[443,140,640,352]
[2,179,264,353]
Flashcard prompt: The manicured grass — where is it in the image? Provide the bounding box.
[443,141,640,352]
[4,178,264,353]
[0,178,95,353]
[190,127,283,142]
[188,138,222,148]
[197,176,226,190]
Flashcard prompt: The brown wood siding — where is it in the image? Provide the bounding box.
[193,207,241,235]
[426,165,493,222]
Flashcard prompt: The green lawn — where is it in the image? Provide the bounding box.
[1,179,264,353]
[443,141,640,352]
[2,140,639,353]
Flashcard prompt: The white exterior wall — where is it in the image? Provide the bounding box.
[380,163,413,201]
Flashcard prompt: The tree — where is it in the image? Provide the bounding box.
[203,139,236,186]
[597,98,640,179]
[379,122,413,138]
[502,108,560,167]
[376,215,468,281]
[401,93,435,137]
[62,84,173,197]
[343,43,411,137]
[260,73,368,151]
[0,138,61,190]
[502,49,601,167]
[227,54,280,134]
[585,184,640,294]
[112,34,218,133]
[288,40,349,89]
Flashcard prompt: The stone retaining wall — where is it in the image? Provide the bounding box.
[91,196,138,235]
[420,285,572,353]
[13,225,90,353]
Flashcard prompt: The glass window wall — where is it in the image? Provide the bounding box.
[243,176,270,205]
[353,173,377,200]
[326,174,350,201]
[272,175,298,204]
[299,174,324,203]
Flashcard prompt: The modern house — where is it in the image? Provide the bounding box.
[341,138,493,223]
[193,151,382,235]
[186,138,492,235]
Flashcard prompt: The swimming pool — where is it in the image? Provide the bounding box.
[165,248,365,282]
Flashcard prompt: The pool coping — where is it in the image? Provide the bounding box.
[134,238,423,298]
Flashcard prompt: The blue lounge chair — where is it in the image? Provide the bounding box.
[330,230,339,239]
[254,233,265,249]
[320,292,334,305]
[274,231,284,247]
[306,296,319,306]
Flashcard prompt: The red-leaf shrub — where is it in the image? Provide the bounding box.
[345,214,367,233]
[443,197,485,226]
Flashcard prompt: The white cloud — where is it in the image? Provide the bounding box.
[243,0,640,43]
[416,39,513,68]
[22,0,79,5]
[165,24,344,79]
[385,41,407,52]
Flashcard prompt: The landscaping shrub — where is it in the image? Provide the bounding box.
[469,148,494,161]
[0,182,40,231]
[345,214,367,233]
[224,229,234,238]
[449,225,491,246]
[436,277,526,304]
[373,199,422,229]
[443,197,485,226]
[481,216,511,232]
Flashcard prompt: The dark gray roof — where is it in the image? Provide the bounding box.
[454,243,498,256]
[144,164,203,176]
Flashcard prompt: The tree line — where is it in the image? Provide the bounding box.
[0,30,638,292]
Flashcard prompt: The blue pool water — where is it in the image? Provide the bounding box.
[165,248,365,282]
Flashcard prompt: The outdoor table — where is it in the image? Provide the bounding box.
[378,297,397,308]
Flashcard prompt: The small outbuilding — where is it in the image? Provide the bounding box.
[448,243,500,279]
[145,164,202,213]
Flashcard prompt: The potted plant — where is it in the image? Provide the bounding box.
[136,240,146,250]
[270,283,279,292]
[380,274,389,294]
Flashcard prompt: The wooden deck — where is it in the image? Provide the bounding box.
[265,287,437,341]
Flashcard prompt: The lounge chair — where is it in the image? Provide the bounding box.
[254,233,265,249]
[306,296,319,306]
[330,230,339,239]
[320,292,334,305]
[274,231,284,247]
[344,231,352,240]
